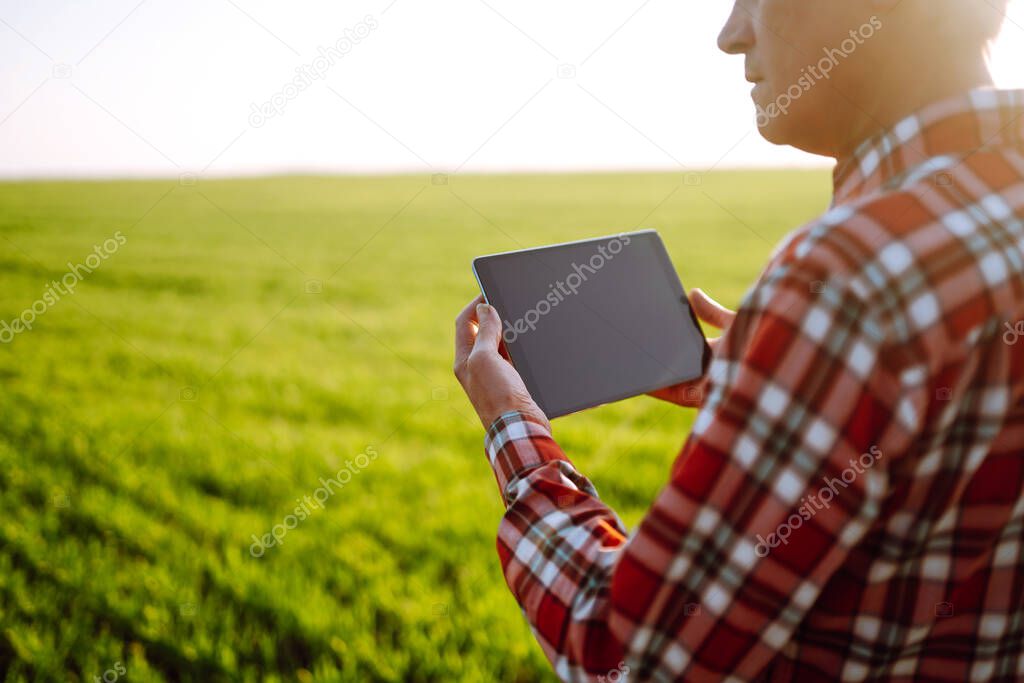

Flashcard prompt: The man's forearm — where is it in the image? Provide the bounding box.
[485,411,630,680]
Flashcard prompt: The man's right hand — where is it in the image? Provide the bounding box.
[647,288,737,408]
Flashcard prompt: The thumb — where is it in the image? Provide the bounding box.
[690,288,735,330]
[474,303,503,350]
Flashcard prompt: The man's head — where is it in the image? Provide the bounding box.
[718,0,1008,158]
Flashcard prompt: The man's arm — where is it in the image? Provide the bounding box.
[475,246,923,681]
[485,411,629,680]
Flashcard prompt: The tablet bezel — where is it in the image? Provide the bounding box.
[471,229,710,418]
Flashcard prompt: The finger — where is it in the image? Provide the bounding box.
[455,295,485,363]
[646,386,681,402]
[689,288,736,330]
[647,385,697,408]
[473,303,503,351]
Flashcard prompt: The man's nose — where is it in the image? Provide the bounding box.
[718,1,754,55]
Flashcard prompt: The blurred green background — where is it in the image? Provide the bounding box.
[0,170,829,681]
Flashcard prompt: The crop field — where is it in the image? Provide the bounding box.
[0,170,830,681]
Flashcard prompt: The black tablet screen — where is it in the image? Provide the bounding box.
[473,230,707,418]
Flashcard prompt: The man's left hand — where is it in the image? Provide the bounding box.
[453,295,550,432]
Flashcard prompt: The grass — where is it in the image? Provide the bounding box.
[0,169,831,682]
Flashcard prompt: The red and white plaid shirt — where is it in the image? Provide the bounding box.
[484,88,1024,682]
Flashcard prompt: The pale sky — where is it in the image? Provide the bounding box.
[2,0,1023,178]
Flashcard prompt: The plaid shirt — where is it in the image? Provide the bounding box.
[484,88,1024,682]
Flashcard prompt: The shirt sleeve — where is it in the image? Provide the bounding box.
[484,239,920,682]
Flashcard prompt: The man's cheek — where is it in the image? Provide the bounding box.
[758,0,824,78]
[759,0,802,40]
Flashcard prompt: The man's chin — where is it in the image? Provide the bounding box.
[754,116,792,146]
[753,100,811,148]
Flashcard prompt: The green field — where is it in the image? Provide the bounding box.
[0,170,831,682]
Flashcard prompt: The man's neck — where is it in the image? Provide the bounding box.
[833,58,996,163]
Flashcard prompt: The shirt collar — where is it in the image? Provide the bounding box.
[832,88,1024,206]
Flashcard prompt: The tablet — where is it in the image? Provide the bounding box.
[472,230,709,419]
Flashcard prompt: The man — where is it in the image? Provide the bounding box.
[454,0,1024,680]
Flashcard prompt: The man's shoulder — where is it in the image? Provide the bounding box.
[758,190,941,310]
[791,150,1024,275]
[762,175,1024,346]
[787,188,957,278]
